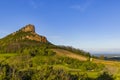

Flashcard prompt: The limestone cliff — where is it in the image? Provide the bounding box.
[10,24,48,43]
[19,24,47,43]
[0,24,50,53]
[21,24,35,33]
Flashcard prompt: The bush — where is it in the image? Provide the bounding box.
[97,72,114,80]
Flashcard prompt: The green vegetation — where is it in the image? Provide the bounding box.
[0,26,115,80]
[0,46,114,80]
[0,29,51,53]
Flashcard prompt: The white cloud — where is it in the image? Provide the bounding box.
[70,0,93,12]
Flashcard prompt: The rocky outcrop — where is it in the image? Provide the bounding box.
[0,24,49,53]
[21,24,35,33]
[24,34,47,43]
[13,24,48,43]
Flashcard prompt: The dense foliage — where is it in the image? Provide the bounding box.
[0,46,114,80]
[0,61,113,80]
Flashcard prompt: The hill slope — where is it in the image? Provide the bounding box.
[0,24,48,43]
[0,24,116,79]
[52,48,120,79]
[0,24,50,53]
[52,49,87,61]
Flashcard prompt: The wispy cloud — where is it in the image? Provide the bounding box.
[70,5,85,11]
[70,0,93,12]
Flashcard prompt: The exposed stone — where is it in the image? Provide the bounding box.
[18,24,48,43]
[25,34,47,43]
[21,24,35,33]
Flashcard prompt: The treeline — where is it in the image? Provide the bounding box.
[0,42,52,53]
[52,45,91,57]
[51,45,99,59]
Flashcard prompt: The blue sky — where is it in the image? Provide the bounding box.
[0,0,120,53]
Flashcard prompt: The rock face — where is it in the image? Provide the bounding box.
[16,24,48,43]
[24,34,47,43]
[0,24,49,53]
[21,24,35,33]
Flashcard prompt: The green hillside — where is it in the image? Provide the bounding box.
[0,24,115,80]
[0,24,51,53]
[0,46,106,80]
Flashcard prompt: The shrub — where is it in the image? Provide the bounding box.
[97,72,114,80]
